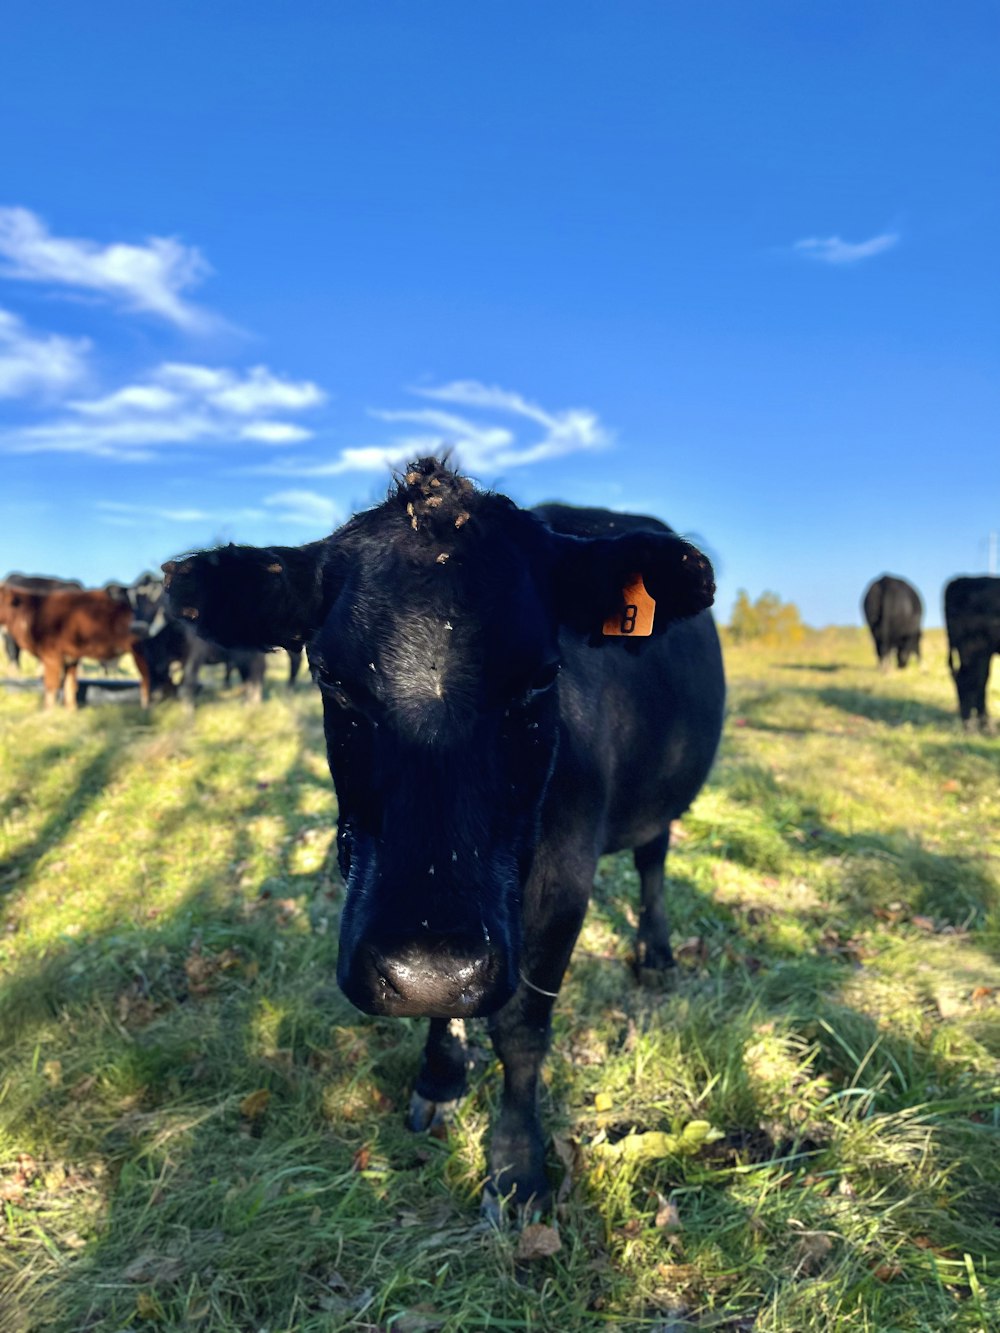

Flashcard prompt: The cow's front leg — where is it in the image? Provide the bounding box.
[486,883,589,1217]
[42,656,63,710]
[634,828,674,975]
[407,1018,468,1131]
[63,662,80,710]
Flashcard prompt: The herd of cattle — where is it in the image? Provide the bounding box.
[862,571,1000,729]
[0,569,302,709]
[1,561,997,730]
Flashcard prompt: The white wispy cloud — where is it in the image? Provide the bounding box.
[96,490,340,534]
[0,307,90,399]
[241,380,610,478]
[262,489,342,529]
[793,232,899,265]
[1,362,326,460]
[0,206,213,328]
[96,499,265,527]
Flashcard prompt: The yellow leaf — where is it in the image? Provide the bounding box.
[135,1290,162,1319]
[239,1088,271,1119]
[594,1092,613,1112]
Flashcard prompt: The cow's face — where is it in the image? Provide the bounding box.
[164,458,714,1021]
[310,495,563,1020]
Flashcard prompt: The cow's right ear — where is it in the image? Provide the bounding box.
[162,540,335,651]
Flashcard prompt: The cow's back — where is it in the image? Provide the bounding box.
[534,503,725,858]
[945,577,1000,650]
[864,574,922,632]
[15,589,136,659]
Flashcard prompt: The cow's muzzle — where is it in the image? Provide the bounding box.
[339,931,513,1019]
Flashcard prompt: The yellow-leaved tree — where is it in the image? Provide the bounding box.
[728,589,805,645]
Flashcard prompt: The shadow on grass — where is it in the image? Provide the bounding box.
[0,724,143,900]
[3,691,999,1331]
[809,685,957,730]
[776,663,849,674]
[0,717,510,1332]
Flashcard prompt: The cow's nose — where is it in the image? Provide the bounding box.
[342,932,512,1019]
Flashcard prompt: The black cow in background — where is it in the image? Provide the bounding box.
[945,576,1000,731]
[862,574,923,670]
[142,618,267,705]
[1,572,83,669]
[163,456,725,1214]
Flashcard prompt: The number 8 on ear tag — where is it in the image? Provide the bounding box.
[603,573,656,637]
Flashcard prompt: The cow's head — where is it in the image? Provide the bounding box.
[164,459,714,1020]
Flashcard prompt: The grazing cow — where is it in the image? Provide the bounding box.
[0,584,151,708]
[944,576,1000,731]
[862,574,923,669]
[164,458,725,1212]
[1,573,83,669]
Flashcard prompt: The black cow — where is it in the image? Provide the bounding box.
[164,458,725,1212]
[142,618,267,705]
[945,576,1000,731]
[862,574,923,670]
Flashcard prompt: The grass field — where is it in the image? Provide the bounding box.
[1,630,998,1332]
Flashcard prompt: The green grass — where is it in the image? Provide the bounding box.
[1,634,998,1331]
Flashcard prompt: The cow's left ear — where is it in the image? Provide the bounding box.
[550,530,715,641]
[162,539,337,651]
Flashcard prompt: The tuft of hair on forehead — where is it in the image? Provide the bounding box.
[393,456,478,539]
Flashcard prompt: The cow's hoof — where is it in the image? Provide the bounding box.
[406,1090,457,1134]
[633,936,676,980]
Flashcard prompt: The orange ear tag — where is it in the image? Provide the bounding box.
[603,573,656,637]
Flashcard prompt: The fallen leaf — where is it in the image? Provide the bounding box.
[793,1231,833,1274]
[594,1091,613,1112]
[352,1145,372,1172]
[552,1133,584,1205]
[594,1121,723,1163]
[124,1251,185,1284]
[872,1260,903,1281]
[239,1089,271,1120]
[655,1194,682,1231]
[674,936,706,964]
[911,915,936,932]
[135,1291,162,1320]
[970,986,995,1006]
[516,1222,562,1261]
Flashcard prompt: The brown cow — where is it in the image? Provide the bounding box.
[0,584,151,709]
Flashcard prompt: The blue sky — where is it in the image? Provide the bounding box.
[1,1,997,626]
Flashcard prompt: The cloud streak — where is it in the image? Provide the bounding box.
[0,307,90,399]
[243,380,610,478]
[793,232,899,265]
[0,206,213,328]
[96,488,341,535]
[1,362,327,460]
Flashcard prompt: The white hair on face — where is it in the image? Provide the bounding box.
[381,610,459,706]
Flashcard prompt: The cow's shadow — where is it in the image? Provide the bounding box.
[807,684,957,729]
